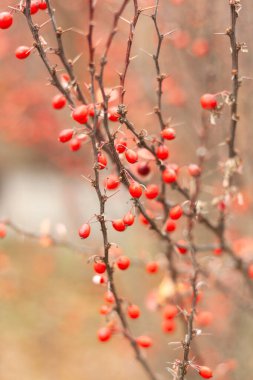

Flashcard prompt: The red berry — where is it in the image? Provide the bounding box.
[38,1,47,10]
[52,94,66,110]
[165,220,176,233]
[58,129,74,143]
[192,38,209,57]
[163,304,178,319]
[117,256,130,270]
[196,291,203,304]
[145,184,159,200]
[136,335,152,348]
[15,46,31,60]
[61,73,70,83]
[196,311,213,327]
[94,261,106,274]
[213,247,222,256]
[198,366,213,379]
[0,12,13,29]
[172,29,190,49]
[123,212,135,226]
[137,162,151,176]
[0,223,7,239]
[97,327,111,342]
[129,182,142,198]
[188,164,201,177]
[97,154,107,170]
[100,305,110,315]
[162,168,177,184]
[108,107,120,122]
[112,219,126,232]
[217,200,226,212]
[70,138,81,151]
[169,205,183,220]
[125,149,138,164]
[115,138,127,153]
[156,145,169,160]
[72,105,88,124]
[87,104,96,117]
[161,127,176,140]
[139,210,153,226]
[176,240,188,254]
[104,175,120,190]
[127,304,140,319]
[104,291,115,304]
[200,94,217,110]
[248,264,253,279]
[162,319,176,333]
[78,223,91,239]
[30,1,39,14]
[146,261,159,274]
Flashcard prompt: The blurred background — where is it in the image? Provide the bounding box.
[0,0,253,379]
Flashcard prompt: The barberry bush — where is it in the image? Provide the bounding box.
[0,0,253,379]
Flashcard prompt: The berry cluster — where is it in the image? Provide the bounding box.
[0,1,250,380]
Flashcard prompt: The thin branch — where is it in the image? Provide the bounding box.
[87,3,159,379]
[2,220,83,253]
[45,0,88,104]
[119,0,141,103]
[24,0,75,107]
[227,1,240,158]
[152,0,167,131]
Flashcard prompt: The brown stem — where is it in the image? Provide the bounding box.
[87,3,159,380]
[120,0,140,103]
[227,2,240,158]
[24,0,75,107]
[45,0,88,104]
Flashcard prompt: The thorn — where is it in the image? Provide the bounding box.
[40,18,51,28]
[214,32,227,35]
[72,52,83,65]
[140,5,159,12]
[66,27,86,36]
[81,174,93,183]
[164,28,178,37]
[129,54,138,61]
[139,48,153,57]
[8,5,22,12]
[120,16,131,24]
[94,38,102,48]
[241,76,253,81]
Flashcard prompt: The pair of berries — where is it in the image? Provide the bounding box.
[162,304,177,334]
[30,1,48,14]
[112,212,135,232]
[58,129,82,151]
[93,256,130,273]
[98,329,153,348]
